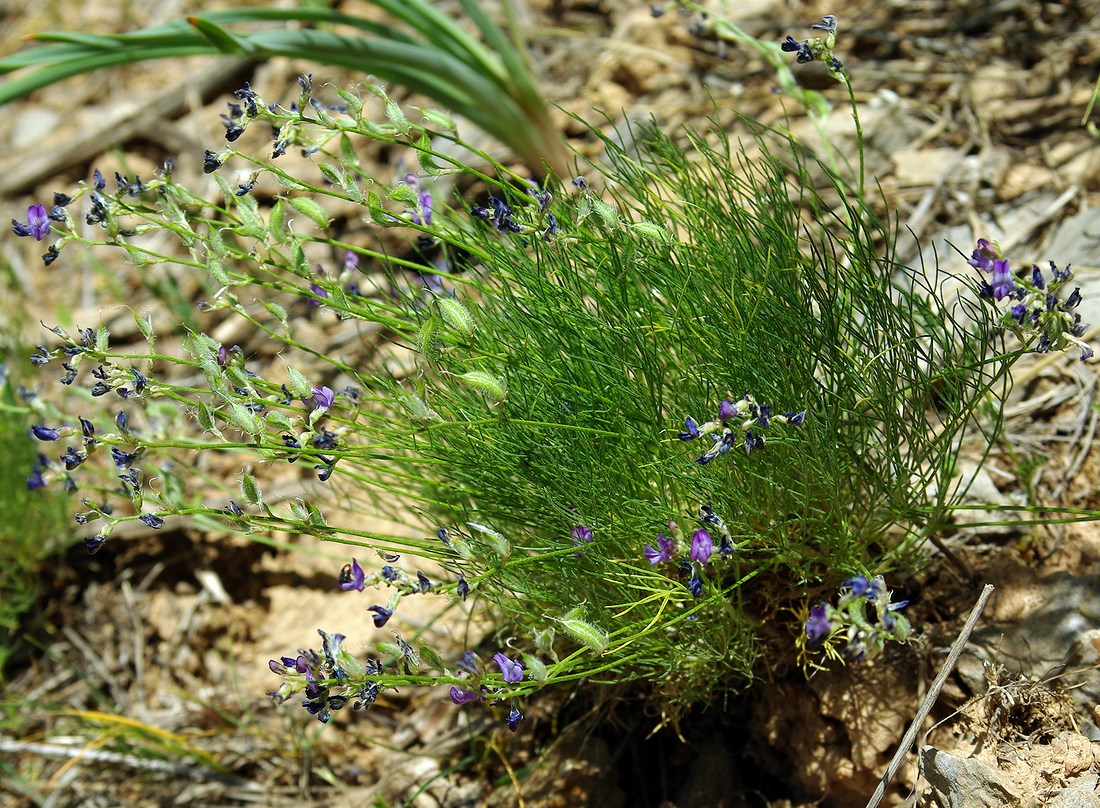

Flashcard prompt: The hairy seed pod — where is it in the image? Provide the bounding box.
[558,609,607,655]
[457,370,506,403]
[437,296,475,339]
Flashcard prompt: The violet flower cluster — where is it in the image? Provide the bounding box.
[803,574,910,662]
[470,183,557,241]
[11,197,66,266]
[780,15,844,75]
[968,239,1093,361]
[335,557,525,730]
[644,505,737,598]
[268,629,384,724]
[22,312,356,553]
[447,650,526,732]
[678,391,805,463]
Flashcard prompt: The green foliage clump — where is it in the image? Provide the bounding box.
[8,72,1046,726]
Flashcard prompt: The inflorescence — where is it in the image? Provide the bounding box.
[781,15,845,76]
[269,554,530,731]
[969,238,1093,361]
[645,505,738,598]
[677,390,805,462]
[804,574,911,662]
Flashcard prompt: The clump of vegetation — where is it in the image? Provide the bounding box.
[5,9,1092,736]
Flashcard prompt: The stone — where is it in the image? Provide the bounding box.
[921,746,1021,807]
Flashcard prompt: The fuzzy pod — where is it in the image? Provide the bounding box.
[193,401,218,432]
[284,365,312,399]
[288,196,331,229]
[366,191,395,226]
[227,401,263,437]
[264,410,295,432]
[468,522,510,559]
[268,198,289,243]
[416,132,445,176]
[384,97,410,136]
[630,221,672,244]
[450,537,476,560]
[388,183,418,205]
[335,89,363,120]
[457,370,506,403]
[437,296,476,339]
[558,609,608,655]
[416,316,441,359]
[532,628,557,661]
[417,642,447,673]
[398,392,440,424]
[591,198,620,229]
[262,300,288,327]
[419,108,457,133]
[134,311,155,343]
[206,254,229,285]
[240,472,263,506]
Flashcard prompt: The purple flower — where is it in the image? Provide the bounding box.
[718,399,738,422]
[31,425,60,441]
[805,603,832,646]
[687,574,703,597]
[11,203,51,240]
[780,35,814,63]
[968,238,998,272]
[571,524,593,553]
[457,651,482,675]
[417,570,431,592]
[26,467,46,490]
[368,605,393,627]
[506,705,524,732]
[139,513,164,529]
[677,416,700,440]
[842,575,872,598]
[689,528,713,563]
[755,405,771,429]
[990,258,1015,301]
[414,192,433,226]
[449,686,482,705]
[307,386,335,411]
[644,532,676,564]
[60,447,86,470]
[493,652,524,683]
[339,558,365,591]
[111,447,141,468]
[456,573,469,601]
[343,250,359,272]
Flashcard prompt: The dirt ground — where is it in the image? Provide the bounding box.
[2,0,1100,806]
